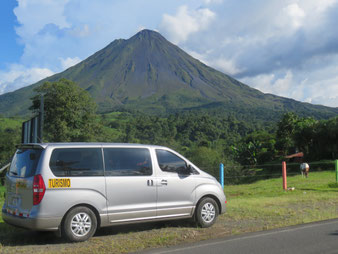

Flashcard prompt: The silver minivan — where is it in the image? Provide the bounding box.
[2,143,226,242]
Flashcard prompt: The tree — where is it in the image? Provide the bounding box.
[30,79,99,142]
[275,112,299,155]
[293,117,317,159]
[233,131,277,165]
[0,128,20,166]
[187,146,223,176]
[275,113,337,161]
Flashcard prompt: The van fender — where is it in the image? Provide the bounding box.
[194,183,226,214]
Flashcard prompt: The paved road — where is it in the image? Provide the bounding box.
[139,219,338,254]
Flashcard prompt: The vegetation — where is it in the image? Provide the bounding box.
[1,171,337,253]
[0,117,21,167]
[277,113,338,161]
[233,113,338,167]
[97,111,256,177]
[30,79,101,142]
[0,80,337,182]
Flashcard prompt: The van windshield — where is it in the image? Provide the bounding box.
[9,148,42,177]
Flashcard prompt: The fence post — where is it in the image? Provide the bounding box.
[220,163,224,189]
[335,160,338,183]
[282,161,287,190]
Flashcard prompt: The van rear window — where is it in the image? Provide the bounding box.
[50,148,103,176]
[9,148,42,177]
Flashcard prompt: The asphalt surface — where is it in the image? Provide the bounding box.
[139,219,338,254]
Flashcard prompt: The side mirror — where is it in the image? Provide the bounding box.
[178,164,192,175]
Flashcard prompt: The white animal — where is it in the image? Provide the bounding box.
[300,163,309,178]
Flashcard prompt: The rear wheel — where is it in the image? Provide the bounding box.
[195,197,218,228]
[62,206,97,242]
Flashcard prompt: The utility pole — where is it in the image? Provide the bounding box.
[39,95,44,143]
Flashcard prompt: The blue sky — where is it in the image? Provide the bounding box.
[1,0,338,107]
[0,1,22,68]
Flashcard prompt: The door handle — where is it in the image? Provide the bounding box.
[161,179,168,185]
[147,180,154,186]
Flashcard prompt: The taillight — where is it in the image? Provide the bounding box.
[33,174,45,205]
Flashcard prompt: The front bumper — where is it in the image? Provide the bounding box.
[220,197,227,214]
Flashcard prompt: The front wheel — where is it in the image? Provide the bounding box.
[195,197,219,228]
[62,206,97,242]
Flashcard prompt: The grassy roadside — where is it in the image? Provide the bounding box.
[1,171,338,254]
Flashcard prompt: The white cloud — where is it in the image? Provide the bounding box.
[186,49,212,64]
[302,66,338,107]
[203,0,223,4]
[311,97,338,107]
[181,0,338,107]
[137,26,146,32]
[304,0,337,13]
[160,5,215,44]
[209,57,243,76]
[0,65,54,94]
[241,71,299,99]
[59,57,81,70]
[240,74,275,93]
[69,24,90,38]
[273,71,294,94]
[240,63,338,107]
[14,0,70,38]
[187,50,242,75]
[285,4,306,29]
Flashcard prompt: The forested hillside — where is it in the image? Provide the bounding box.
[1,110,337,179]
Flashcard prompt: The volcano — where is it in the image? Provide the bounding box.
[0,29,337,120]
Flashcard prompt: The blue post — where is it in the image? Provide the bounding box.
[220,163,224,189]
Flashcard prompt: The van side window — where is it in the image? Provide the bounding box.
[156,149,186,173]
[49,148,103,176]
[103,148,152,176]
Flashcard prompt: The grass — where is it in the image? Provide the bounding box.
[0,185,4,205]
[0,171,338,253]
[226,171,338,227]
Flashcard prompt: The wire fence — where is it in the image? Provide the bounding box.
[0,160,336,187]
[201,160,337,185]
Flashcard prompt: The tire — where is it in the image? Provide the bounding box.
[62,206,97,242]
[195,197,219,228]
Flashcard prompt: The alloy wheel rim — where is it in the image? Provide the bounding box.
[201,202,216,223]
[70,212,92,237]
